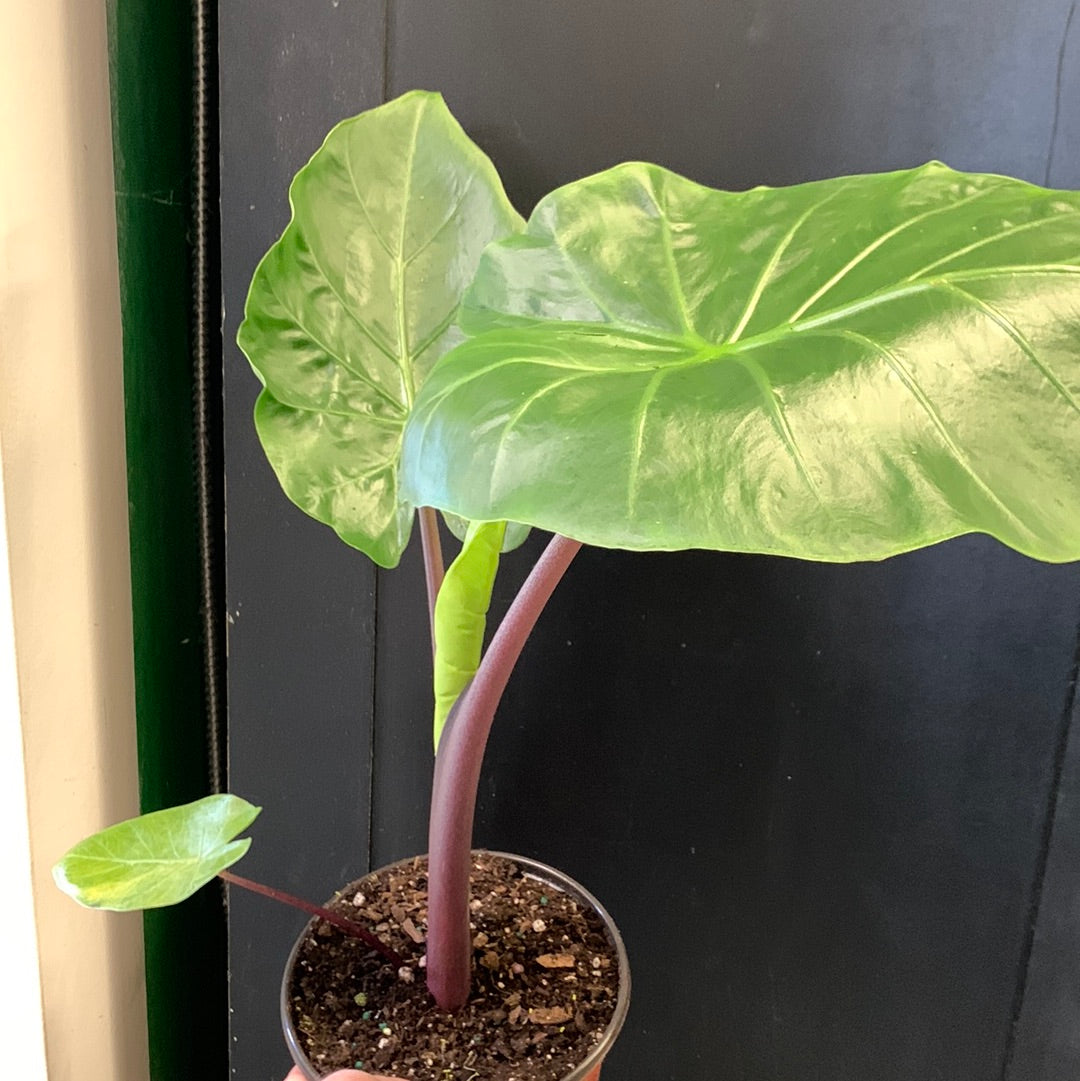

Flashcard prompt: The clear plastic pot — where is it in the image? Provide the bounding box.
[282,850,630,1081]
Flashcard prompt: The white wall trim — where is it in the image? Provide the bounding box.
[0,452,48,1078]
[0,1,149,1078]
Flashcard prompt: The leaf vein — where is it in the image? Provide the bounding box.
[904,212,1080,280]
[732,355,820,497]
[639,176,696,334]
[266,401,403,424]
[313,460,398,497]
[404,174,478,267]
[341,140,397,259]
[490,372,597,491]
[813,327,1035,536]
[395,99,426,405]
[727,181,852,344]
[259,273,407,415]
[547,235,625,325]
[412,308,459,361]
[627,368,670,515]
[934,280,1080,418]
[787,185,999,322]
[286,233,404,369]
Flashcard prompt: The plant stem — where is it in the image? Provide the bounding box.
[219,869,405,968]
[425,533,583,1011]
[418,506,445,656]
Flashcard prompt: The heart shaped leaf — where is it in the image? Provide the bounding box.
[402,162,1080,563]
[239,91,523,568]
[52,794,260,910]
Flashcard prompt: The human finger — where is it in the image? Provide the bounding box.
[283,1068,406,1081]
[325,1070,407,1081]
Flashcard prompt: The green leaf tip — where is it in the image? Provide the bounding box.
[433,519,507,750]
[53,794,261,911]
[442,510,531,553]
[237,90,523,568]
[402,161,1080,565]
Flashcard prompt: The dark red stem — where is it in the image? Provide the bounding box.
[425,533,583,1011]
[219,869,404,968]
[418,506,445,656]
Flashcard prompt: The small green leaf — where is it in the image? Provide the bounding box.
[433,519,507,750]
[402,162,1080,564]
[238,90,523,568]
[52,794,260,911]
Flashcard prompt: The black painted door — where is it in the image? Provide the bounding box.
[220,3,1080,1079]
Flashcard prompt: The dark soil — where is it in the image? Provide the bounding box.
[287,852,622,1080]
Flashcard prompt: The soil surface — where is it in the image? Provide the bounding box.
[287,852,621,1080]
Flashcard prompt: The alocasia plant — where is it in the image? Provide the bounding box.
[56,90,1080,1025]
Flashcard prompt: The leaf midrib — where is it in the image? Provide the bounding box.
[717,263,1080,364]
[471,263,1080,374]
[412,263,1080,454]
[396,102,425,408]
[68,854,219,867]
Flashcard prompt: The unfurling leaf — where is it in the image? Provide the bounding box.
[442,510,531,553]
[433,519,507,750]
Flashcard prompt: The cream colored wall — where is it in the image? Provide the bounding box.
[0,0,149,1078]
[0,459,49,1078]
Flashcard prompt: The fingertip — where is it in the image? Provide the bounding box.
[287,1063,400,1081]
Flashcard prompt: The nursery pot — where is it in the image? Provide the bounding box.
[282,850,630,1081]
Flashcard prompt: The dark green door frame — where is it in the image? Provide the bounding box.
[106,1,225,1077]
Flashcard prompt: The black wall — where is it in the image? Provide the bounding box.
[220,3,1080,1079]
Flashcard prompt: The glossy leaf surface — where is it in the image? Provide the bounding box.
[403,162,1080,563]
[53,795,260,911]
[433,519,506,750]
[239,91,523,567]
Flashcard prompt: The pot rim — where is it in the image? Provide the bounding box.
[281,849,631,1081]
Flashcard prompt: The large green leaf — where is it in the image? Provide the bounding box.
[52,794,260,911]
[402,162,1080,563]
[238,91,523,568]
[433,519,506,751]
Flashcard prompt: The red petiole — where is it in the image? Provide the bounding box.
[219,868,405,969]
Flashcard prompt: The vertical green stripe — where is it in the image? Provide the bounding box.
[105,1,226,1077]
